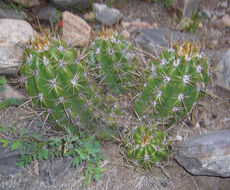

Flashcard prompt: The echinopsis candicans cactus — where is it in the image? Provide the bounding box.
[87,35,137,94]
[126,125,169,169]
[19,36,99,132]
[134,42,210,125]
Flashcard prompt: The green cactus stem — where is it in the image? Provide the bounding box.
[87,35,137,94]
[134,42,210,125]
[19,36,99,132]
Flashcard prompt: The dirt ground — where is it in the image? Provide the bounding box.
[1,0,230,190]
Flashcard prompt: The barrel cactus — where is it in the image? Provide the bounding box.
[134,41,210,125]
[126,125,169,169]
[19,35,99,132]
[87,35,137,94]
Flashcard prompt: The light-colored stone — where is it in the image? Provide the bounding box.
[12,0,40,7]
[210,15,217,23]
[121,30,130,39]
[83,12,95,22]
[0,19,36,75]
[93,3,123,26]
[151,22,158,29]
[176,130,230,177]
[0,84,25,100]
[216,49,230,91]
[62,11,91,47]
[131,21,151,28]
[222,14,230,27]
[0,8,28,20]
[121,21,130,29]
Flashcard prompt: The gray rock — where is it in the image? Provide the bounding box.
[0,19,36,75]
[216,49,230,91]
[176,130,230,177]
[93,3,123,26]
[0,8,28,20]
[172,0,201,18]
[215,9,226,17]
[201,9,212,19]
[218,1,228,8]
[0,147,22,175]
[38,5,58,22]
[50,0,90,9]
[135,28,197,55]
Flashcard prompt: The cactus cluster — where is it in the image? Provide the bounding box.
[134,42,209,125]
[19,34,210,169]
[126,125,169,169]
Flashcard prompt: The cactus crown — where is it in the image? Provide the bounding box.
[126,125,169,169]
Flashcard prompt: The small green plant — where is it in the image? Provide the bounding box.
[0,126,104,187]
[180,10,201,33]
[125,125,170,169]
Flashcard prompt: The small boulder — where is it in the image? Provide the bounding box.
[0,19,36,75]
[216,49,230,91]
[93,3,123,26]
[176,130,230,177]
[135,28,197,55]
[62,11,91,47]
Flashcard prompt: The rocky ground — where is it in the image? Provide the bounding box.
[0,0,230,190]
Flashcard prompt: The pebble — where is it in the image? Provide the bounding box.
[93,3,123,26]
[151,22,158,29]
[222,14,230,27]
[131,21,151,28]
[201,9,212,19]
[83,12,95,22]
[38,5,57,22]
[121,30,130,39]
[121,21,130,29]
[210,15,217,23]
